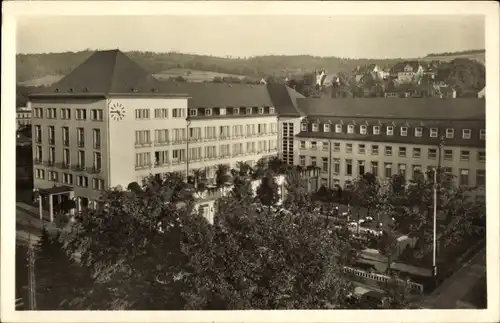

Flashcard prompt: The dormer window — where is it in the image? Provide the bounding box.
[446,128,454,139]
[312,123,319,132]
[386,126,394,136]
[415,127,423,137]
[347,125,354,134]
[220,108,226,116]
[189,109,197,117]
[301,123,308,132]
[462,129,471,139]
[335,124,342,133]
[246,107,252,115]
[233,108,240,115]
[205,108,212,116]
[360,125,367,134]
[258,107,264,114]
[430,128,438,138]
[324,124,330,132]
[400,127,408,136]
[373,126,380,135]
[480,129,486,140]
[269,107,275,114]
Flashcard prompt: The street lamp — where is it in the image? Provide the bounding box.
[432,135,445,277]
[186,118,192,181]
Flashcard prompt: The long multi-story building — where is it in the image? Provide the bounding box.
[293,98,486,189]
[29,50,296,216]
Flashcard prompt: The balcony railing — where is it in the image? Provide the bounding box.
[135,142,152,148]
[135,164,151,170]
[154,161,169,168]
[34,158,43,165]
[154,140,170,147]
[90,166,102,174]
[77,141,85,148]
[171,139,187,145]
[219,135,231,140]
[57,162,71,169]
[72,164,86,172]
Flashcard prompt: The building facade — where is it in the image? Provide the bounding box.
[294,98,486,189]
[16,106,32,128]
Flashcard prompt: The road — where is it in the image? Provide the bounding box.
[420,247,486,309]
[16,202,58,246]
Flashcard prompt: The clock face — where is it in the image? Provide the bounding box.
[109,101,126,121]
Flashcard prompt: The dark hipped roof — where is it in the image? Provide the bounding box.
[41,49,163,94]
[390,61,422,73]
[266,83,305,117]
[297,98,485,120]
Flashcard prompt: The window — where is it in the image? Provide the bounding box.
[299,155,306,166]
[135,152,152,168]
[232,143,243,156]
[444,149,453,161]
[60,108,71,119]
[360,125,367,134]
[358,144,366,154]
[35,145,43,162]
[135,130,151,146]
[386,126,394,136]
[335,124,342,133]
[333,159,340,174]
[322,141,329,151]
[301,123,307,131]
[205,146,217,159]
[415,127,423,137]
[204,126,216,140]
[205,108,213,116]
[428,148,437,159]
[430,128,438,138]
[91,109,103,121]
[258,123,267,135]
[154,129,169,144]
[460,150,470,161]
[48,126,55,145]
[443,167,453,174]
[46,108,56,119]
[256,107,263,114]
[62,127,70,146]
[446,128,454,139]
[93,129,101,149]
[346,159,352,176]
[311,141,317,150]
[373,126,380,135]
[34,108,43,118]
[219,126,230,139]
[324,124,330,132]
[246,107,252,115]
[322,158,328,172]
[476,170,485,187]
[480,129,486,140]
[76,128,85,148]
[269,107,275,114]
[48,171,58,182]
[398,147,406,157]
[172,108,185,118]
[384,163,392,178]
[412,165,422,179]
[371,161,379,177]
[77,150,85,168]
[385,146,392,156]
[312,123,319,132]
[92,152,102,171]
[346,143,352,153]
[35,125,42,143]
[76,175,89,187]
[62,173,73,185]
[63,149,70,167]
[333,143,340,152]
[462,129,471,139]
[371,145,379,155]
[154,108,169,118]
[478,151,486,163]
[400,127,408,136]
[300,141,306,149]
[413,148,421,159]
[189,127,202,141]
[35,169,45,179]
[76,109,87,120]
[233,108,240,115]
[310,157,317,167]
[219,108,226,116]
[459,169,469,186]
[398,164,407,178]
[92,178,105,190]
[154,150,169,166]
[347,125,354,134]
[358,161,365,176]
[219,144,231,157]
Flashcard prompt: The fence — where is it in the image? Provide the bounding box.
[343,266,424,294]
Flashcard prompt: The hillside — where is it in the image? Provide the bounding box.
[422,50,485,65]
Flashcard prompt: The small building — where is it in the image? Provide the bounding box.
[16,106,32,128]
[390,61,425,84]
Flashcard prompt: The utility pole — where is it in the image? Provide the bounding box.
[185,118,191,182]
[432,135,445,278]
[27,235,37,310]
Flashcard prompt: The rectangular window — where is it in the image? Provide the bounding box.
[135,152,152,168]
[172,108,185,118]
[62,173,73,185]
[300,141,306,149]
[399,164,407,178]
[78,150,85,168]
[135,130,151,146]
[62,148,70,167]
[428,148,437,159]
[400,127,408,136]
[155,108,169,118]
[371,145,379,155]
[189,127,202,141]
[269,107,275,114]
[311,141,317,150]
[360,125,367,134]
[35,169,45,179]
[347,125,355,134]
[76,109,87,120]
[135,109,150,120]
[322,158,328,172]
[312,124,319,132]
[93,152,102,171]
[154,129,169,144]
[322,141,329,151]
[373,126,380,135]
[77,128,85,148]
[460,150,470,161]
[310,157,317,167]
[430,128,438,138]
[76,176,89,188]
[333,159,340,174]
[446,128,454,139]
[219,126,230,139]
[172,128,186,143]
[60,108,71,120]
[335,124,342,133]
[333,143,340,152]
[444,149,453,161]
[92,178,105,190]
[93,129,101,149]
[480,129,486,140]
[358,144,366,154]
[48,171,58,182]
[358,161,365,176]
[412,165,422,179]
[91,109,104,121]
[459,169,469,186]
[34,108,43,118]
[371,161,378,177]
[345,159,352,176]
[462,129,471,139]
[346,143,352,153]
[386,126,394,136]
[413,147,421,159]
[384,163,392,178]
[385,146,392,156]
[415,127,423,137]
[323,124,330,132]
[299,155,306,166]
[46,108,57,119]
[35,145,43,162]
[476,170,485,187]
[48,126,55,145]
[61,127,70,146]
[398,147,406,157]
[204,126,216,140]
[301,123,308,131]
[154,150,169,166]
[478,151,486,163]
[35,125,42,143]
[48,147,55,165]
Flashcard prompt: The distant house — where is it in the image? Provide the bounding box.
[353,64,382,83]
[322,74,340,87]
[390,61,424,84]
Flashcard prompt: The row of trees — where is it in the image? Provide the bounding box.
[32,158,421,310]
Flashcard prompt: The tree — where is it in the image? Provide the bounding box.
[235,161,252,177]
[349,173,381,228]
[283,167,311,213]
[230,176,254,203]
[251,158,268,180]
[256,171,279,207]
[35,228,91,309]
[377,227,400,271]
[192,168,207,191]
[381,274,415,309]
[215,164,231,187]
[267,156,288,175]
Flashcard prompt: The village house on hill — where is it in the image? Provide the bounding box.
[390,61,425,84]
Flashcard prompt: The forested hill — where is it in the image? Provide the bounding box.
[17,50,408,83]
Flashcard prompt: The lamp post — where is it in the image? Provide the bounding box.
[186,118,192,182]
[432,135,445,277]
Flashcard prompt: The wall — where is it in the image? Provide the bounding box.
[278,116,303,165]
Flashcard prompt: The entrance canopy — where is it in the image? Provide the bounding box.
[38,185,74,196]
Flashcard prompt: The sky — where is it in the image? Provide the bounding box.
[17,15,485,59]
